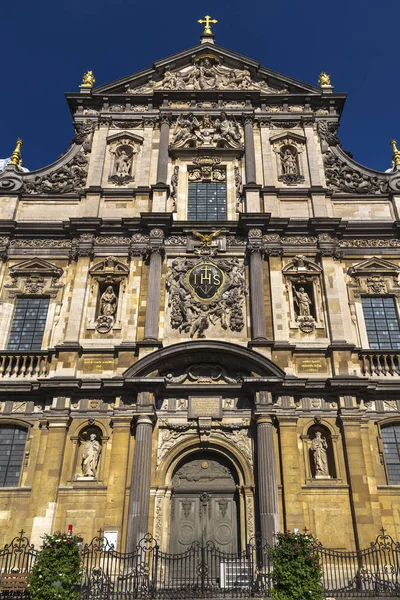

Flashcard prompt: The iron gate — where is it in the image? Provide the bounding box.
[80,534,270,599]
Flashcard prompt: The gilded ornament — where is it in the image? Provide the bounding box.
[390,140,400,166]
[318,72,331,87]
[198,15,218,35]
[81,70,96,87]
[10,139,23,167]
[192,230,222,246]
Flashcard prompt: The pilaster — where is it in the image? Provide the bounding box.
[278,415,304,531]
[143,229,165,342]
[340,414,382,549]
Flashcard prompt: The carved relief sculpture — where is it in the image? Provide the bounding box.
[311,432,329,477]
[166,256,247,338]
[81,434,101,478]
[129,54,287,94]
[171,113,242,149]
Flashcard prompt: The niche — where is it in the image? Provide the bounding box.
[307,424,336,479]
[75,424,103,480]
[88,256,129,334]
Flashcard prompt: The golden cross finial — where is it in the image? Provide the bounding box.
[391,140,400,166]
[198,15,218,36]
[10,139,23,166]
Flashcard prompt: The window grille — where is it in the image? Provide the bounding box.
[188,182,227,221]
[0,425,27,487]
[361,297,400,349]
[7,297,50,351]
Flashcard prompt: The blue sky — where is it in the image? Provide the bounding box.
[0,0,398,172]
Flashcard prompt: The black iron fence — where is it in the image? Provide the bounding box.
[0,530,399,598]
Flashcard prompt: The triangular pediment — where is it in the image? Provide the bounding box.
[91,43,320,97]
[348,257,400,276]
[10,258,63,278]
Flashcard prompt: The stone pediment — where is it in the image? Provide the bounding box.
[348,257,400,276]
[9,257,63,278]
[92,43,320,96]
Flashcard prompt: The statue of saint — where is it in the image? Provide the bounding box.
[82,434,101,478]
[100,286,118,316]
[281,148,298,174]
[115,150,132,175]
[294,286,312,317]
[311,431,329,476]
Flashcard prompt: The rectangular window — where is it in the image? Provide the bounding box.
[7,297,50,351]
[362,297,400,349]
[382,425,400,484]
[0,425,27,487]
[188,182,227,221]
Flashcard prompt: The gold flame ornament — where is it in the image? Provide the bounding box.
[318,72,331,87]
[391,140,400,167]
[198,15,218,36]
[10,139,23,166]
[81,70,96,87]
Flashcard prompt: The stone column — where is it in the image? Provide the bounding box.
[156,115,171,185]
[256,416,279,544]
[247,229,267,341]
[126,415,154,552]
[143,228,164,342]
[244,116,257,185]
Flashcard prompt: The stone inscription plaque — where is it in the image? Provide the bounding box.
[296,356,328,374]
[189,396,222,419]
[82,357,115,374]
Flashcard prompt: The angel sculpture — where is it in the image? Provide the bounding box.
[192,229,222,246]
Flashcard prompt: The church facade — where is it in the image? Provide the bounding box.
[1,21,400,554]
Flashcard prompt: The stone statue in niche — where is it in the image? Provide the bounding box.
[311,431,329,477]
[82,433,101,478]
[293,284,316,333]
[100,285,118,316]
[294,286,312,317]
[115,150,132,175]
[95,285,118,334]
[281,147,298,175]
[109,143,136,186]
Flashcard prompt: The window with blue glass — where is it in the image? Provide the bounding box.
[188,182,227,221]
[362,297,400,349]
[7,297,50,351]
[0,425,27,487]
[381,424,400,484]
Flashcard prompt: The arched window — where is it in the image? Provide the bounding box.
[381,424,400,484]
[0,425,27,487]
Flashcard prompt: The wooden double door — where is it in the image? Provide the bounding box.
[169,453,239,553]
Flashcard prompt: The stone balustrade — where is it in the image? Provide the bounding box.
[0,352,51,378]
[359,351,400,376]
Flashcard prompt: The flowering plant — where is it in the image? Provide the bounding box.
[270,530,324,600]
[29,532,83,600]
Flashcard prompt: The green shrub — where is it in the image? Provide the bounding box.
[29,532,83,600]
[270,530,324,600]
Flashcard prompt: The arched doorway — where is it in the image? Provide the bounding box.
[170,451,239,553]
